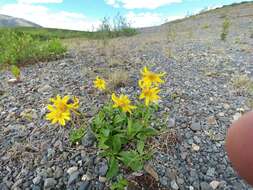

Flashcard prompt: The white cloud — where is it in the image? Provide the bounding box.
[126,12,183,28]
[17,0,63,4]
[0,3,100,31]
[105,0,182,9]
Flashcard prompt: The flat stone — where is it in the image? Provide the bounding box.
[171,180,179,190]
[190,122,201,131]
[79,181,90,190]
[32,176,41,185]
[54,167,63,179]
[68,171,80,186]
[67,166,78,175]
[44,178,57,189]
[207,116,216,125]
[209,181,220,189]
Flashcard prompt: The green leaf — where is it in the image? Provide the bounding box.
[112,135,122,153]
[137,127,157,140]
[107,157,119,179]
[127,119,143,138]
[114,114,125,125]
[69,128,85,144]
[119,151,143,171]
[111,177,128,190]
[137,140,144,154]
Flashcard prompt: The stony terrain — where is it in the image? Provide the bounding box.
[1,2,253,190]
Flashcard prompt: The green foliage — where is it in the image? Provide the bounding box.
[202,24,209,29]
[92,103,158,179]
[110,177,128,190]
[97,13,138,39]
[220,18,230,41]
[69,127,86,144]
[10,65,21,79]
[0,30,66,66]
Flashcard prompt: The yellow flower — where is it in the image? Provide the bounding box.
[94,77,106,91]
[46,95,79,126]
[49,95,79,112]
[46,105,71,126]
[139,87,160,106]
[140,67,165,87]
[111,93,136,113]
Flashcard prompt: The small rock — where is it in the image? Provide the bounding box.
[38,84,52,93]
[193,136,201,144]
[79,181,90,190]
[209,181,220,189]
[82,128,96,147]
[190,121,201,131]
[160,176,168,186]
[223,104,230,109]
[44,178,57,189]
[144,164,159,181]
[68,171,80,186]
[98,161,108,176]
[8,78,19,84]
[98,176,107,183]
[207,116,216,125]
[192,143,200,151]
[171,180,179,190]
[200,182,212,190]
[54,167,63,179]
[32,176,41,185]
[233,112,242,121]
[81,174,91,181]
[67,166,78,175]
[180,152,187,160]
[168,118,176,128]
[218,112,225,117]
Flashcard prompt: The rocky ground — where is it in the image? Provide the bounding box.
[1,2,253,190]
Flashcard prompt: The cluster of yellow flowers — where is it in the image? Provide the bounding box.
[139,66,165,106]
[46,67,165,126]
[46,95,79,126]
[93,66,165,114]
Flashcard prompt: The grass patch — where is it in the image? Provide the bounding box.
[108,70,130,90]
[232,74,253,95]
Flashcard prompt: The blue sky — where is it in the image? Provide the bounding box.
[0,0,248,30]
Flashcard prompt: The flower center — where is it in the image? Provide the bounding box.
[147,73,156,81]
[58,102,67,112]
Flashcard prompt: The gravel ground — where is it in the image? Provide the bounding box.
[1,2,253,190]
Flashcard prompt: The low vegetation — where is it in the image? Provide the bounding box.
[221,18,230,41]
[232,74,253,95]
[45,67,166,189]
[0,14,137,68]
[0,30,67,67]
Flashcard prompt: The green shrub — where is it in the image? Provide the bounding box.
[221,18,230,41]
[0,30,66,66]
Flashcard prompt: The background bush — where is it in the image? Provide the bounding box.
[0,30,66,67]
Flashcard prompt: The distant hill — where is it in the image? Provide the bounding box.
[0,14,41,28]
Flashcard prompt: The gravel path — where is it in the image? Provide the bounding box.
[1,2,253,190]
